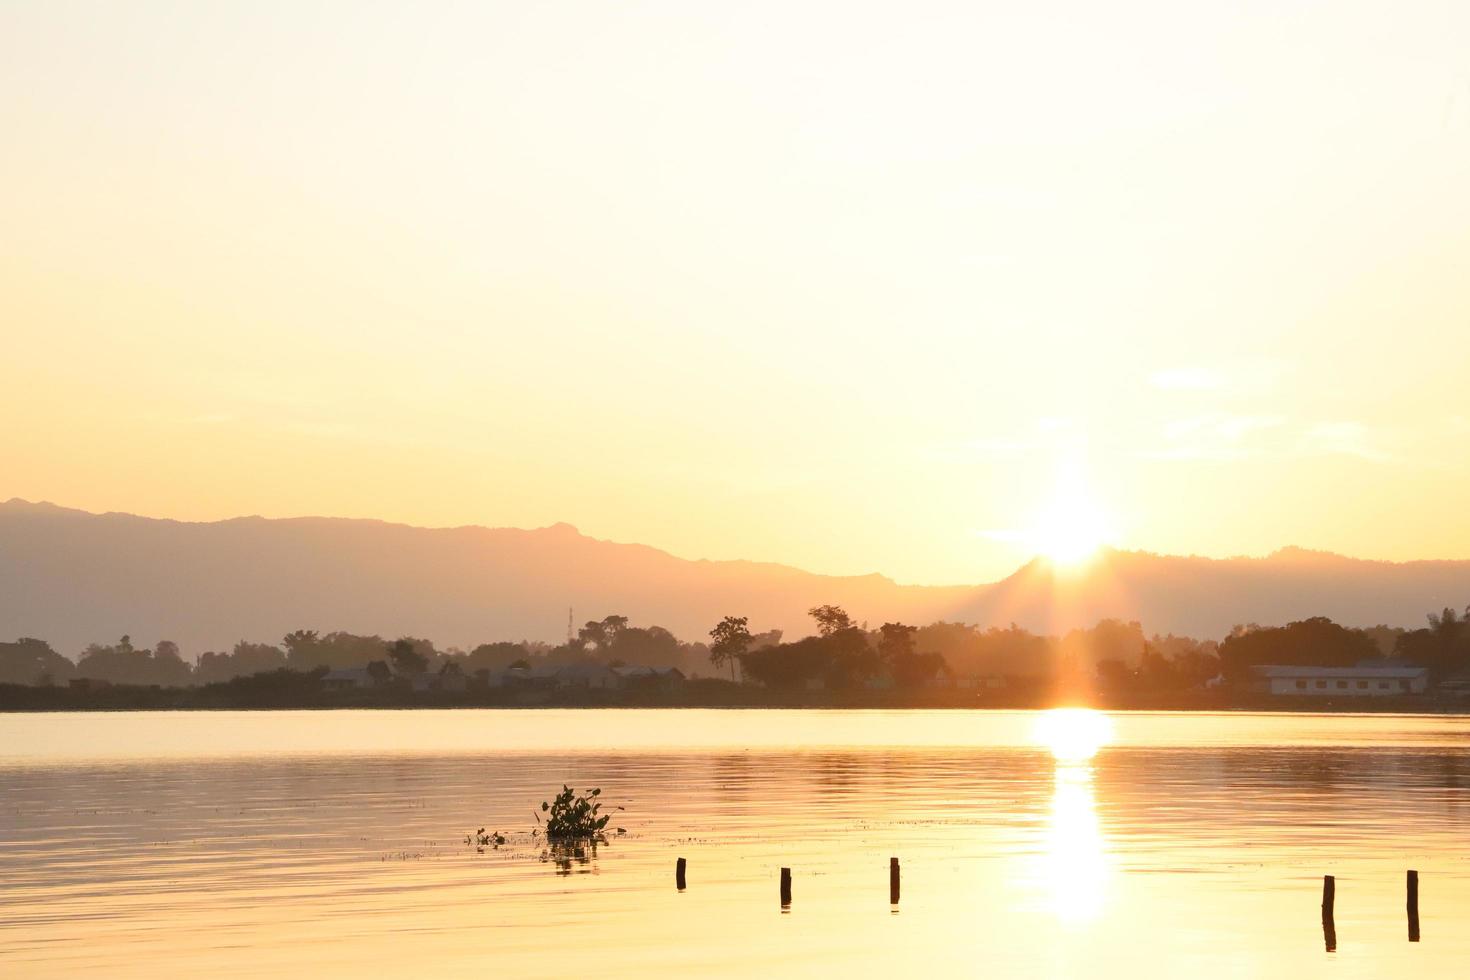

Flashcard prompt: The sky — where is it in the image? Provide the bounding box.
[2,1,1469,585]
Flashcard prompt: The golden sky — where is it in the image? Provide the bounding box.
[3,1,1469,583]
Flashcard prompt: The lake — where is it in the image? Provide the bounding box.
[3,709,1469,977]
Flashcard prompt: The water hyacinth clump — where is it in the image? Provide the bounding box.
[538,785,615,840]
[466,828,506,852]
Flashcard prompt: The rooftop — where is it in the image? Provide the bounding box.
[1251,664,1427,679]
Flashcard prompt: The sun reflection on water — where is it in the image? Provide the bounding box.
[1034,708,1114,924]
[1034,708,1114,763]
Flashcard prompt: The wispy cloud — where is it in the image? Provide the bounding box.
[1163,414,1284,441]
[1140,413,1286,462]
[1302,421,1392,463]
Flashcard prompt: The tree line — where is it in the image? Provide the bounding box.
[3,603,1468,691]
[705,607,1218,691]
[0,616,713,688]
[703,602,1470,692]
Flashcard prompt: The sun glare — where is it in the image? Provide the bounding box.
[1028,464,1115,567]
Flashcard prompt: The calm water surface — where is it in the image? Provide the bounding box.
[3,709,1469,977]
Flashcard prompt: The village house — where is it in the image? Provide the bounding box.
[321,667,376,691]
[956,673,1008,691]
[555,663,621,690]
[1249,664,1429,696]
[490,664,560,689]
[410,662,467,693]
[612,664,687,692]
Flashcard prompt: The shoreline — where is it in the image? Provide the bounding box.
[3,682,1468,714]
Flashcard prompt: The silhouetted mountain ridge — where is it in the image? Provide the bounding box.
[2,499,1468,656]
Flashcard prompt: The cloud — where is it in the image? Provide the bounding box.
[1163,414,1283,440]
[1302,421,1392,463]
[1141,413,1286,461]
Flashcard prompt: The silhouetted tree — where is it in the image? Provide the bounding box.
[1396,604,1470,680]
[1219,617,1378,683]
[0,638,75,686]
[709,616,752,682]
[606,625,683,668]
[283,631,395,671]
[739,636,830,689]
[877,623,918,664]
[282,630,322,667]
[808,605,854,637]
[464,641,532,672]
[890,650,950,688]
[387,638,429,675]
[915,622,1057,679]
[196,641,287,684]
[1059,619,1146,676]
[578,615,629,651]
[1096,658,1134,688]
[76,636,193,686]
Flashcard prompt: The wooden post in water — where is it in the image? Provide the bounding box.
[889,857,900,905]
[676,857,687,891]
[1321,875,1336,952]
[780,867,792,907]
[1407,869,1420,942]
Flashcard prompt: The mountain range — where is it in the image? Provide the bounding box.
[3,498,1468,656]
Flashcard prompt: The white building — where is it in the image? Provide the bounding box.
[1250,664,1428,696]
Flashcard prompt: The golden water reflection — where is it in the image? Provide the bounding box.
[1035,708,1114,924]
[7,711,1470,977]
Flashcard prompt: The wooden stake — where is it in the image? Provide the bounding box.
[676,857,686,891]
[780,867,792,907]
[889,857,900,905]
[1322,875,1336,952]
[1408,869,1420,942]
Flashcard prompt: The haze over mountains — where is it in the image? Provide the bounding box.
[3,499,1468,657]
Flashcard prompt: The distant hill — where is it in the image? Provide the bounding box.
[2,499,1468,656]
[950,546,1470,640]
[0,500,966,655]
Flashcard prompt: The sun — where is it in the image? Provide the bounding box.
[1029,478,1114,567]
